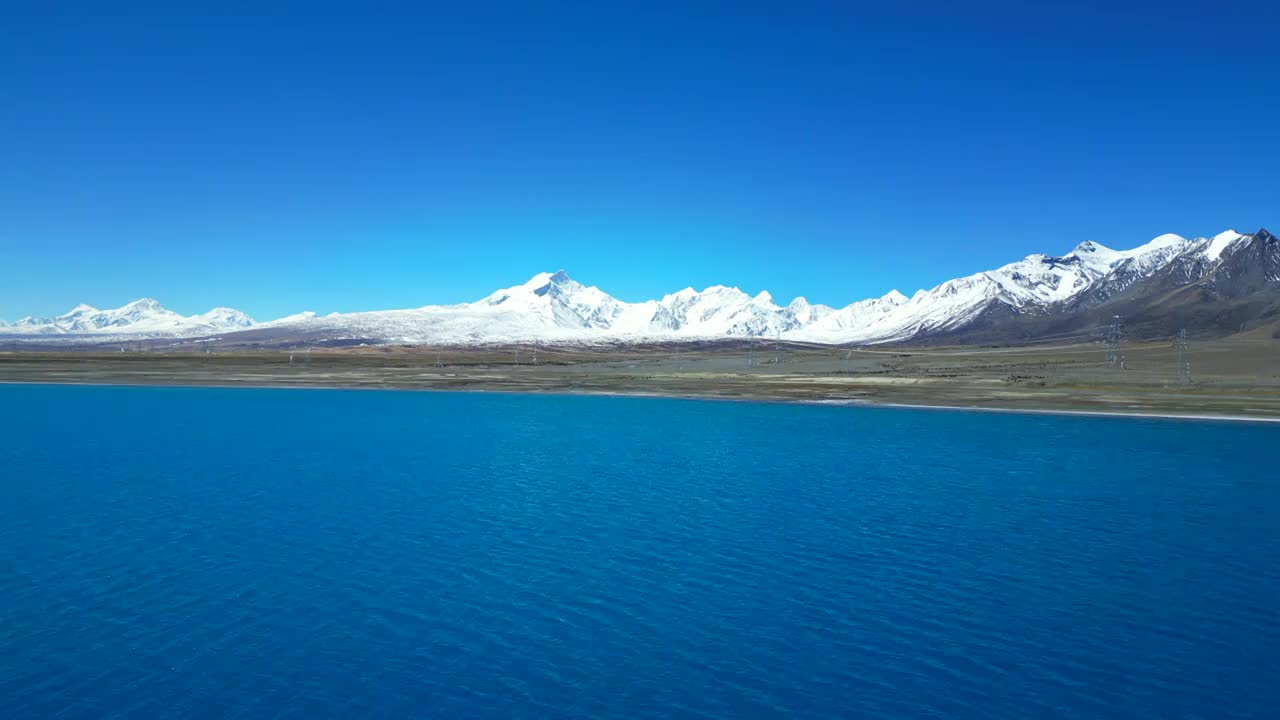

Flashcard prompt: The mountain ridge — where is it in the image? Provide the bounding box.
[3,228,1274,346]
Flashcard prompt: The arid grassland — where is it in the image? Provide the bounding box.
[4,338,1279,420]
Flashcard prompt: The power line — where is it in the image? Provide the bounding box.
[987,331,1108,346]
[1105,315,1124,368]
[1176,328,1191,383]
[1011,325,1112,342]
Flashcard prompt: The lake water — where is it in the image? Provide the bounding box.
[1,384,1277,719]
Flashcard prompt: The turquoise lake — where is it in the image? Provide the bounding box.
[1,384,1277,718]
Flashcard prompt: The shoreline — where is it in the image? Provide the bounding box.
[877,401,1280,424]
[4,377,1279,425]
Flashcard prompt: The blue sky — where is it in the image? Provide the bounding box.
[2,1,1277,320]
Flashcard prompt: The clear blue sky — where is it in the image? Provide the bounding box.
[2,0,1277,320]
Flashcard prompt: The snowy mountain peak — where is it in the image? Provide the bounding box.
[261,311,317,327]
[194,307,257,329]
[1205,229,1246,261]
[881,289,909,305]
[1066,240,1121,266]
[782,296,836,325]
[486,270,583,304]
[122,297,164,311]
[1133,233,1189,255]
[1070,239,1114,256]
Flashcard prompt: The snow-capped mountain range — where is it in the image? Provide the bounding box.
[0,298,255,337]
[2,228,1273,345]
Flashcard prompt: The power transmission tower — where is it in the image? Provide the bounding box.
[774,331,782,366]
[435,350,443,368]
[1105,315,1124,368]
[532,339,538,366]
[1176,328,1191,383]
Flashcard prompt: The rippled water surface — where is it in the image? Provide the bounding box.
[2,384,1278,719]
